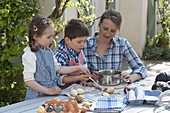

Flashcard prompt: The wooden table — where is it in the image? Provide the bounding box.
[0,71,170,113]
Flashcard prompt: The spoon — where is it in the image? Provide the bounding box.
[89,77,103,90]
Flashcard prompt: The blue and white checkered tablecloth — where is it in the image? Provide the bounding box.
[94,97,128,112]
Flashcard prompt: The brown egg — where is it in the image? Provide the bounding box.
[76,95,83,103]
[82,102,92,109]
[106,87,115,94]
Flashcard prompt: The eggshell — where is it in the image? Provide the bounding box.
[37,106,46,113]
[46,105,53,112]
[55,106,62,112]
[77,88,85,95]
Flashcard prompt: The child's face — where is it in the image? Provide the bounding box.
[65,36,87,52]
[35,26,55,48]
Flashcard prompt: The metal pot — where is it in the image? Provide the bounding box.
[97,69,122,86]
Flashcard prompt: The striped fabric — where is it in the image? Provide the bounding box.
[94,97,128,112]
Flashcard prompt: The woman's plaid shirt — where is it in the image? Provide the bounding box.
[83,33,147,78]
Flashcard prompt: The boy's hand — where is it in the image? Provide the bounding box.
[80,81,93,87]
[78,74,91,81]
[79,66,90,74]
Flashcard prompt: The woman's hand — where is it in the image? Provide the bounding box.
[46,86,61,95]
[121,72,133,83]
[92,71,100,81]
[121,72,142,83]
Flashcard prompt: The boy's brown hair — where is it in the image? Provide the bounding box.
[64,19,89,40]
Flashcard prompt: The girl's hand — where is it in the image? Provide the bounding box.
[46,86,61,95]
[79,66,90,74]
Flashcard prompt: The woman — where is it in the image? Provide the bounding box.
[83,9,147,83]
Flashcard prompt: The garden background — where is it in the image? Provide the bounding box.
[0,0,169,107]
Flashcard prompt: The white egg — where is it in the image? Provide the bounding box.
[77,88,85,95]
[70,89,78,97]
[102,92,110,97]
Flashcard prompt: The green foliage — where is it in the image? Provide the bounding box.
[143,47,163,60]
[48,0,96,35]
[0,0,39,107]
[47,0,96,50]
[143,46,170,60]
[155,0,170,47]
[0,0,96,107]
[162,48,170,60]
[74,0,96,22]
[143,0,170,60]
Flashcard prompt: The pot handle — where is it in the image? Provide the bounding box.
[119,77,130,83]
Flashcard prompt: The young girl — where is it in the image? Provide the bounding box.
[22,15,91,100]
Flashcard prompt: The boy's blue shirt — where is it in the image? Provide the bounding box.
[54,38,87,67]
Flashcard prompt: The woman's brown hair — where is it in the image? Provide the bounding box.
[99,9,122,30]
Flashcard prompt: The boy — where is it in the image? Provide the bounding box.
[54,19,94,89]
